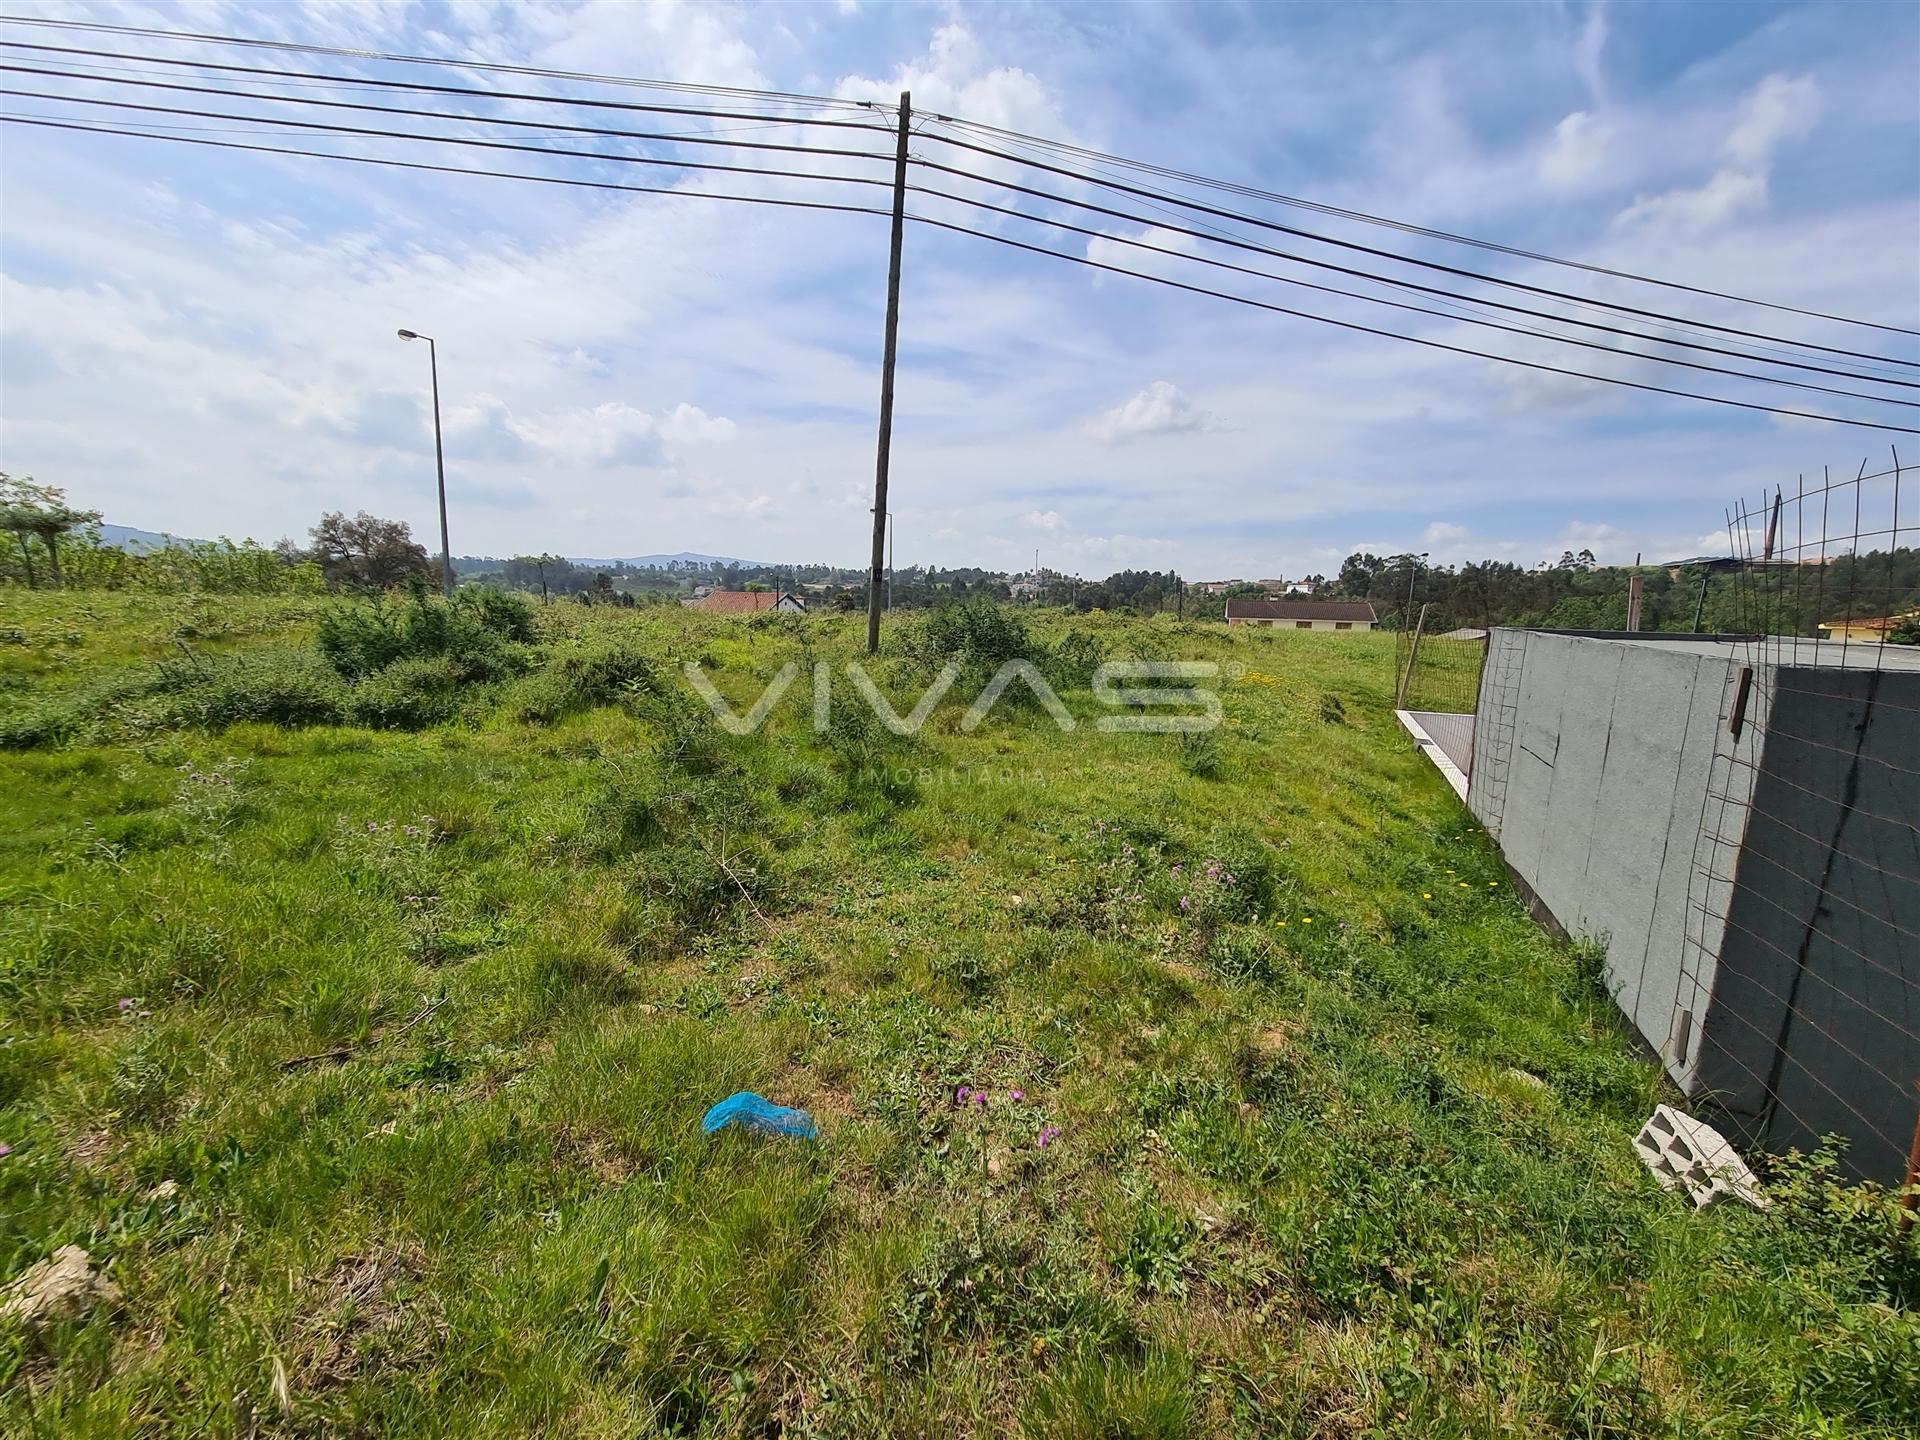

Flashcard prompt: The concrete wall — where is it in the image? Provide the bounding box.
[1471,632,1920,1182]
[1468,631,1755,1085]
[1699,665,1920,1180]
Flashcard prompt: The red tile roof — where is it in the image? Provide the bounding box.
[690,590,803,615]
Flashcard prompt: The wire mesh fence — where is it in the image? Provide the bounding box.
[1673,452,1920,1185]
[1394,614,1487,715]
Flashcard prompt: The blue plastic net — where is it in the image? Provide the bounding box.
[700,1091,818,1140]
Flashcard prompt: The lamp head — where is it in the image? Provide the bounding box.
[397,328,419,341]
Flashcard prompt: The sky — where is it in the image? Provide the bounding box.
[1,0,1916,580]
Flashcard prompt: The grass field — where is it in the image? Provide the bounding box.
[2,589,1915,1438]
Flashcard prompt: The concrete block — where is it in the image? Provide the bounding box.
[1632,1104,1767,1210]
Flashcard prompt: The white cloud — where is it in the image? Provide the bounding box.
[1539,110,1610,186]
[1424,521,1469,545]
[1726,74,1823,170]
[1022,509,1064,531]
[837,22,1067,136]
[1612,74,1820,238]
[1087,382,1218,443]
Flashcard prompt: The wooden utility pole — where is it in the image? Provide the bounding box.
[866,91,912,654]
[1626,575,1644,632]
[1396,602,1431,709]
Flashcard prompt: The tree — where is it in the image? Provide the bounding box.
[0,474,102,589]
[305,511,431,589]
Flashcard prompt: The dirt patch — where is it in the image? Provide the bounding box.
[293,1244,440,1393]
[67,1127,112,1170]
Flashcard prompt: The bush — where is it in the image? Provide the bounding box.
[315,587,535,682]
[160,651,347,730]
[508,638,658,723]
[0,695,78,749]
[914,599,1032,669]
[1176,730,1222,778]
[1048,629,1106,688]
[349,656,463,729]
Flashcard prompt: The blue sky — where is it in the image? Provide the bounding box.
[1,0,1916,579]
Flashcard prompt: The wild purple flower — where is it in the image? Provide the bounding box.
[1036,1125,1061,1150]
[1179,896,1190,911]
[366,820,379,833]
[974,1091,988,1107]
[116,997,134,1013]
[1010,1089,1025,1102]
[1170,864,1183,877]
[0,1142,11,1158]
[956,1086,972,1105]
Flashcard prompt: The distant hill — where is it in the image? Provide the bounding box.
[566,551,769,569]
[98,523,193,554]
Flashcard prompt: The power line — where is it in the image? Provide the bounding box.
[4,15,1904,360]
[918,113,1920,341]
[923,117,1920,385]
[13,29,1912,378]
[13,50,1908,394]
[12,107,1915,433]
[17,54,839,138]
[910,130,1920,367]
[904,180,1920,410]
[906,157,1920,392]
[0,89,897,193]
[0,115,893,222]
[0,62,898,163]
[0,38,893,132]
[901,211,1920,435]
[0,14,874,113]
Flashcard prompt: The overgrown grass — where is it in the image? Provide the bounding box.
[1,588,1915,1436]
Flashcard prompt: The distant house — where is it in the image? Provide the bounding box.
[1224,598,1377,631]
[687,590,806,615]
[1818,610,1917,642]
[1196,579,1243,595]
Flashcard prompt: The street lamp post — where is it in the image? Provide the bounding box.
[397,328,453,596]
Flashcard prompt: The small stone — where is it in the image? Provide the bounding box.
[0,1245,121,1330]
[147,1179,180,1201]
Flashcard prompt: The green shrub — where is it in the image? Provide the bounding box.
[349,656,463,729]
[914,599,1032,668]
[315,587,535,682]
[1048,628,1106,687]
[1176,729,1222,778]
[162,651,348,729]
[508,638,658,723]
[0,694,79,749]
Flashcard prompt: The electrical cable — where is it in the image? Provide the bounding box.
[909,130,1920,365]
[903,181,1919,410]
[919,113,1920,339]
[0,88,897,192]
[0,114,893,221]
[900,210,1920,434]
